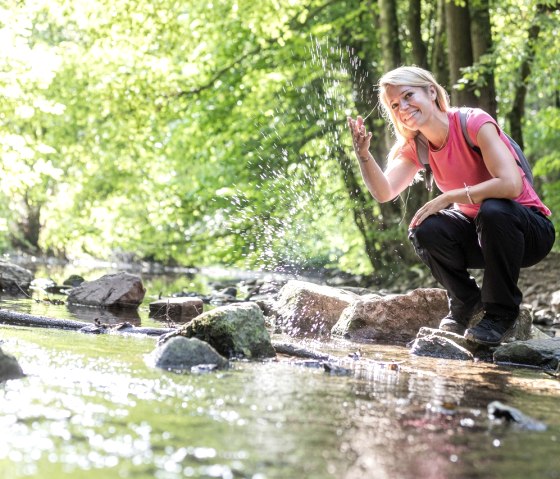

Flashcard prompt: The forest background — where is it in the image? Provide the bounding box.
[1,0,559,286]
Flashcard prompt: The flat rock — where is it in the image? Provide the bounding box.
[493,337,560,370]
[67,272,145,308]
[332,288,448,342]
[410,334,474,361]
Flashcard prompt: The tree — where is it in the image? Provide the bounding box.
[445,0,478,107]
[0,0,558,279]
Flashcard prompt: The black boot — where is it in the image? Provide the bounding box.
[439,302,483,335]
[464,313,518,346]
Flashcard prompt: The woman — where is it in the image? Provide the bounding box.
[347,66,555,346]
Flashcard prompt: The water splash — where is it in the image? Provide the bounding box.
[219,35,378,276]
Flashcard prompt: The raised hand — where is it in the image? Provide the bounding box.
[347,115,373,162]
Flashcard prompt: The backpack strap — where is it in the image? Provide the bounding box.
[458,107,481,154]
[414,133,433,191]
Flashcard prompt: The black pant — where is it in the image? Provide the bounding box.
[409,199,555,318]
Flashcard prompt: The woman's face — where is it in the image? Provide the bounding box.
[384,84,436,132]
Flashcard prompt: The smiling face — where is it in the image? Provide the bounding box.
[383,84,437,133]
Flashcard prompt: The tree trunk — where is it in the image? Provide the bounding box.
[445,0,478,107]
[431,0,449,88]
[11,194,41,253]
[469,0,497,117]
[378,0,402,70]
[407,0,428,69]
[506,19,542,149]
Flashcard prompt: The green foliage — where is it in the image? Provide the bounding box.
[0,0,558,271]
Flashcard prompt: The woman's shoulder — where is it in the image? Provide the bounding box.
[448,107,499,140]
[447,106,494,122]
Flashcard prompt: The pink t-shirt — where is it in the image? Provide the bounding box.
[398,107,551,218]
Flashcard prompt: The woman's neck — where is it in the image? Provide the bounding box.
[420,110,449,150]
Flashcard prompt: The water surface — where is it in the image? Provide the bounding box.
[1,324,560,479]
[1,267,560,478]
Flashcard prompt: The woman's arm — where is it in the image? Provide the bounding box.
[410,123,523,227]
[464,123,523,202]
[347,116,418,202]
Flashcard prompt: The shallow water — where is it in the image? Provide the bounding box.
[2,324,560,479]
[1,269,560,478]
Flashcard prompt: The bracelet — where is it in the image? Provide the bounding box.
[464,183,474,204]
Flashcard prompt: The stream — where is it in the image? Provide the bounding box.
[1,264,560,478]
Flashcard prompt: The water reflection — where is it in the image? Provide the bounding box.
[66,303,141,326]
[0,326,559,479]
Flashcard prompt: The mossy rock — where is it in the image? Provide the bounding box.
[164,302,275,359]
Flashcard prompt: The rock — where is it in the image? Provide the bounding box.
[323,361,353,375]
[67,272,145,308]
[148,337,228,372]
[508,308,533,342]
[410,333,474,361]
[533,308,555,326]
[530,325,553,340]
[487,401,547,431]
[158,302,276,359]
[149,297,203,322]
[244,280,284,301]
[412,327,494,360]
[493,337,560,370]
[415,327,474,351]
[272,340,332,361]
[331,288,448,342]
[0,260,33,293]
[273,280,362,337]
[410,309,542,361]
[0,347,25,381]
[551,290,560,314]
[63,274,85,287]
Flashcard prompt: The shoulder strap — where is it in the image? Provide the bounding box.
[414,134,433,191]
[458,107,481,154]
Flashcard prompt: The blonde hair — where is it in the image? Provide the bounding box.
[378,66,450,147]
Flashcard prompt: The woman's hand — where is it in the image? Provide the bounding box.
[347,115,372,162]
[410,194,451,228]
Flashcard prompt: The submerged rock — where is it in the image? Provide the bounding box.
[332,288,448,342]
[273,280,361,337]
[488,401,547,431]
[0,347,25,381]
[67,272,145,308]
[149,337,228,372]
[158,302,275,359]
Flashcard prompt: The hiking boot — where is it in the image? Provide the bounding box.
[439,302,483,335]
[464,313,518,346]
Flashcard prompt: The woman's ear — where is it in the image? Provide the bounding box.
[429,85,437,101]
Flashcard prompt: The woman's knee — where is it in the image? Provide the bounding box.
[478,199,516,222]
[409,216,446,250]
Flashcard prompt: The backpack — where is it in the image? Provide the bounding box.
[415,107,534,191]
